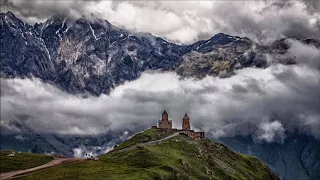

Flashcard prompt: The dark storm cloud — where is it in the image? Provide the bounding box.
[302,0,320,14]
[231,79,265,95]
[1,0,88,22]
[1,0,319,44]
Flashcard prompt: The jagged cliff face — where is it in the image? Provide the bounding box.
[2,11,319,95]
[1,12,185,95]
[0,12,55,80]
[177,34,267,78]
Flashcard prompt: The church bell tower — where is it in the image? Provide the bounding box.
[182,113,190,130]
[162,110,168,121]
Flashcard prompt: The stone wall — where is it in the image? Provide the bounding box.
[158,120,172,130]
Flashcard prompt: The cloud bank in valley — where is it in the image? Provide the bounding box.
[1,62,319,143]
[1,1,320,147]
[2,0,320,44]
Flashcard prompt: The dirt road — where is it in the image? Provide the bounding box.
[0,158,82,179]
[113,132,182,153]
[0,132,184,179]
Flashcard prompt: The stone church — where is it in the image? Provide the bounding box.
[158,110,172,130]
[153,111,205,140]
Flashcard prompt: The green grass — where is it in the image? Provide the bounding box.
[0,150,54,173]
[11,129,279,180]
[113,129,173,151]
[17,152,164,180]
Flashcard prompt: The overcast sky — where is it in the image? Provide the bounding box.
[1,0,320,44]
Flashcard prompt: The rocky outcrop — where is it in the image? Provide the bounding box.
[176,33,267,78]
[1,12,184,95]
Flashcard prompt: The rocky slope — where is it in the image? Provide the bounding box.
[11,129,280,180]
[1,11,185,95]
[1,11,319,95]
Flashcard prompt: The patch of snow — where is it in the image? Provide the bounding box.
[63,22,70,33]
[89,24,98,40]
[62,18,66,29]
[74,52,79,62]
[48,19,55,26]
[44,45,51,60]
[205,40,211,45]
[55,28,60,35]
[64,27,70,33]
[109,41,116,48]
[21,32,26,39]
[83,72,90,78]
[107,49,117,64]
[55,29,62,40]
[55,19,66,40]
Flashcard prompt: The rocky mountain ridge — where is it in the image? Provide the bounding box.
[2,11,319,95]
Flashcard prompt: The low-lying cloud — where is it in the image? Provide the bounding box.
[256,120,286,143]
[1,62,319,143]
[270,39,320,69]
[72,131,128,158]
[2,0,320,44]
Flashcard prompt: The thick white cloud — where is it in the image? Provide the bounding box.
[256,120,286,143]
[285,39,320,68]
[2,0,320,44]
[1,63,319,142]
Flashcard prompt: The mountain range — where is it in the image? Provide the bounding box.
[1,11,319,95]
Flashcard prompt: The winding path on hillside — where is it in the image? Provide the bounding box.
[112,132,183,153]
[0,132,184,179]
[0,158,83,179]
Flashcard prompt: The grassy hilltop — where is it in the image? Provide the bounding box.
[0,150,53,173]
[4,129,279,180]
